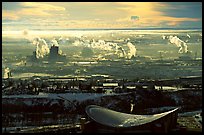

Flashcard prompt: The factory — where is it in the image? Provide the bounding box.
[28,44,66,63]
[48,45,66,62]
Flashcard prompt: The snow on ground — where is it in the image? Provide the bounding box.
[2,92,129,102]
[178,110,202,117]
[144,106,178,114]
[155,86,178,90]
[2,126,37,133]
[178,110,202,125]
[194,113,202,124]
[177,109,202,129]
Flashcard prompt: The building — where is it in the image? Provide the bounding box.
[49,45,66,62]
[28,45,66,62]
[83,105,179,133]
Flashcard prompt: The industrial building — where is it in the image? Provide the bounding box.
[28,45,66,62]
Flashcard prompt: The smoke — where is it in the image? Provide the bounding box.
[90,39,131,58]
[117,46,126,58]
[51,38,59,46]
[22,29,36,41]
[138,35,144,38]
[32,37,66,58]
[126,42,137,59]
[90,40,114,51]
[58,37,69,44]
[21,30,51,59]
[72,38,137,59]
[72,40,83,46]
[3,67,10,79]
[32,37,50,59]
[168,35,188,54]
[187,34,191,38]
[22,29,29,36]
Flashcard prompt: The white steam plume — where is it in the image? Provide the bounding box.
[162,35,166,40]
[117,46,126,58]
[58,37,69,44]
[51,38,59,46]
[168,35,188,54]
[3,67,10,79]
[72,38,129,58]
[22,29,36,41]
[126,42,137,59]
[187,34,191,38]
[72,40,83,46]
[90,39,128,58]
[32,37,50,59]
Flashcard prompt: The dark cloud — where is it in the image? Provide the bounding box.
[131,16,139,20]
[2,2,22,10]
[162,2,202,18]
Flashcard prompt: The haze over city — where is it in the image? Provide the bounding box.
[2,2,202,133]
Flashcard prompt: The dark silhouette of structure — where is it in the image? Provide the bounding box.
[29,45,66,62]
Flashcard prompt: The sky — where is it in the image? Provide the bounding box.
[2,2,202,30]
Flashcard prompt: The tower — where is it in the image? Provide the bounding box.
[49,45,59,60]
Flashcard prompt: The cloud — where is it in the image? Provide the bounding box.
[115,2,201,27]
[131,16,139,21]
[21,2,65,11]
[2,2,66,20]
[2,2,202,29]
[116,2,165,17]
[157,16,200,26]
[2,10,20,20]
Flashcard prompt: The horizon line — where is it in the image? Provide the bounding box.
[3,27,202,31]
